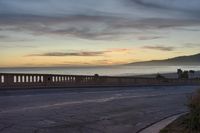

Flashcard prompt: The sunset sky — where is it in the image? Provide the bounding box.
[0,0,200,67]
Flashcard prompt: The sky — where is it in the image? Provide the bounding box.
[0,0,200,67]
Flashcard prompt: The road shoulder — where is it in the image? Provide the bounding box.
[138,113,185,133]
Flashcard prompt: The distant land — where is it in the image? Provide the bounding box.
[127,53,200,66]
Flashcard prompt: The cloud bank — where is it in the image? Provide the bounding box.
[0,0,200,41]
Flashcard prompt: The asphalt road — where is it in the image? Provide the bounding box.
[0,86,199,133]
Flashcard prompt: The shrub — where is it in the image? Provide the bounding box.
[186,89,200,131]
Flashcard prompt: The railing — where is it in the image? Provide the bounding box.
[0,73,200,89]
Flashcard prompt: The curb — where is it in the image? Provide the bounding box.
[136,112,187,133]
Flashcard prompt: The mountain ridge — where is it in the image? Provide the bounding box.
[127,53,200,66]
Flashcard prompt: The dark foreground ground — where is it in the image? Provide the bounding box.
[0,86,199,133]
[160,114,200,133]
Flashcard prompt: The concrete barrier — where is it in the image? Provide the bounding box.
[0,73,200,89]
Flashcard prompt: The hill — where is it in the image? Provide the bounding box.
[127,53,200,66]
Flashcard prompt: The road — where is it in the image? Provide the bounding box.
[0,86,199,133]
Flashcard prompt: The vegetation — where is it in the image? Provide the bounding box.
[160,89,200,133]
[177,69,189,79]
[156,73,166,79]
[186,89,200,131]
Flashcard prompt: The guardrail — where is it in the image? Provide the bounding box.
[0,73,200,89]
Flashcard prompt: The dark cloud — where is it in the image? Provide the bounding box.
[143,45,176,51]
[128,0,200,17]
[137,36,162,40]
[114,18,200,29]
[129,0,169,11]
[0,35,8,39]
[27,48,133,57]
[0,0,200,41]
[0,14,200,40]
[0,14,130,40]
[28,51,108,57]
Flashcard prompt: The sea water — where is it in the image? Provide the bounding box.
[0,66,199,76]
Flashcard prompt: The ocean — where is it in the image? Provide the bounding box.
[0,66,200,76]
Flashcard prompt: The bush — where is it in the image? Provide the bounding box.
[186,89,200,131]
[159,89,200,133]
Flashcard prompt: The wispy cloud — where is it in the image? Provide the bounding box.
[0,44,37,48]
[183,43,200,48]
[137,36,162,40]
[142,45,175,51]
[128,0,200,17]
[27,48,134,57]
[28,51,106,57]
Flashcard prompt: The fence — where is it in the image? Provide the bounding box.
[0,73,200,89]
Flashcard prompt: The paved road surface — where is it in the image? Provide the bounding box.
[0,86,199,133]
